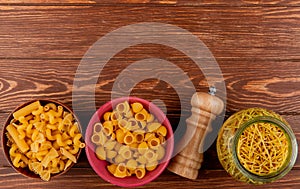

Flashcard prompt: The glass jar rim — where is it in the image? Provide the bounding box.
[232,116,298,183]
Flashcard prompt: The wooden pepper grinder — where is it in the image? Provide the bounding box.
[167,87,224,179]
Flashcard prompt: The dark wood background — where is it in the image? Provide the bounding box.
[1,0,300,188]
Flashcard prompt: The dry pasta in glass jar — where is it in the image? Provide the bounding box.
[216,108,297,184]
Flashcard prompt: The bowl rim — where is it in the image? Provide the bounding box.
[85,96,174,187]
[1,99,83,180]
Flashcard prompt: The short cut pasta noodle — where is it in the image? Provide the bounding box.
[90,100,168,179]
[5,101,85,181]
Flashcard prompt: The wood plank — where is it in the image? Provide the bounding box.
[1,57,300,113]
[174,0,300,6]
[0,6,299,59]
[0,166,300,189]
[0,0,299,6]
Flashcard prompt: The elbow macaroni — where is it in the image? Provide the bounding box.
[5,101,85,181]
[90,100,168,179]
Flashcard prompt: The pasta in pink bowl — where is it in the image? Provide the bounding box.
[2,99,85,181]
[85,97,174,187]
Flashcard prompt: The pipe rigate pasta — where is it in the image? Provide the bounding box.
[107,150,118,159]
[91,133,106,145]
[114,154,125,164]
[95,146,106,160]
[156,126,167,137]
[135,167,146,179]
[103,112,112,121]
[124,110,134,119]
[144,133,155,141]
[90,100,168,179]
[103,121,114,136]
[110,133,116,140]
[137,141,148,154]
[104,140,117,150]
[107,164,117,175]
[147,122,161,132]
[128,142,138,149]
[131,102,143,113]
[116,101,130,113]
[123,132,135,145]
[138,120,147,129]
[119,146,132,160]
[134,109,148,121]
[133,132,144,143]
[114,163,128,178]
[111,111,121,121]
[146,161,158,171]
[126,159,138,171]
[136,155,147,164]
[146,113,155,123]
[144,149,158,162]
[147,137,160,150]
[156,145,166,161]
[118,119,129,131]
[116,129,125,143]
[93,122,103,133]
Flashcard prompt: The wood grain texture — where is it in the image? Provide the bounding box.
[0,167,300,189]
[0,6,299,60]
[1,1,300,188]
[0,0,300,6]
[1,58,300,113]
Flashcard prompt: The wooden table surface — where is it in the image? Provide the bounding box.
[1,0,300,188]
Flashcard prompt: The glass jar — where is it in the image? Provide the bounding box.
[216,108,298,184]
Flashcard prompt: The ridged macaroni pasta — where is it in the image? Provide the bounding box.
[91,100,168,179]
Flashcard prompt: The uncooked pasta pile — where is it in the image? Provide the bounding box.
[216,108,288,183]
[237,122,289,176]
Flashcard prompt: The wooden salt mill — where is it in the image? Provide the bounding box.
[167,87,224,179]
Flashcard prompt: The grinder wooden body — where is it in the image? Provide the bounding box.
[167,92,224,179]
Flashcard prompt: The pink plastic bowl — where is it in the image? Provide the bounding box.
[85,97,174,187]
